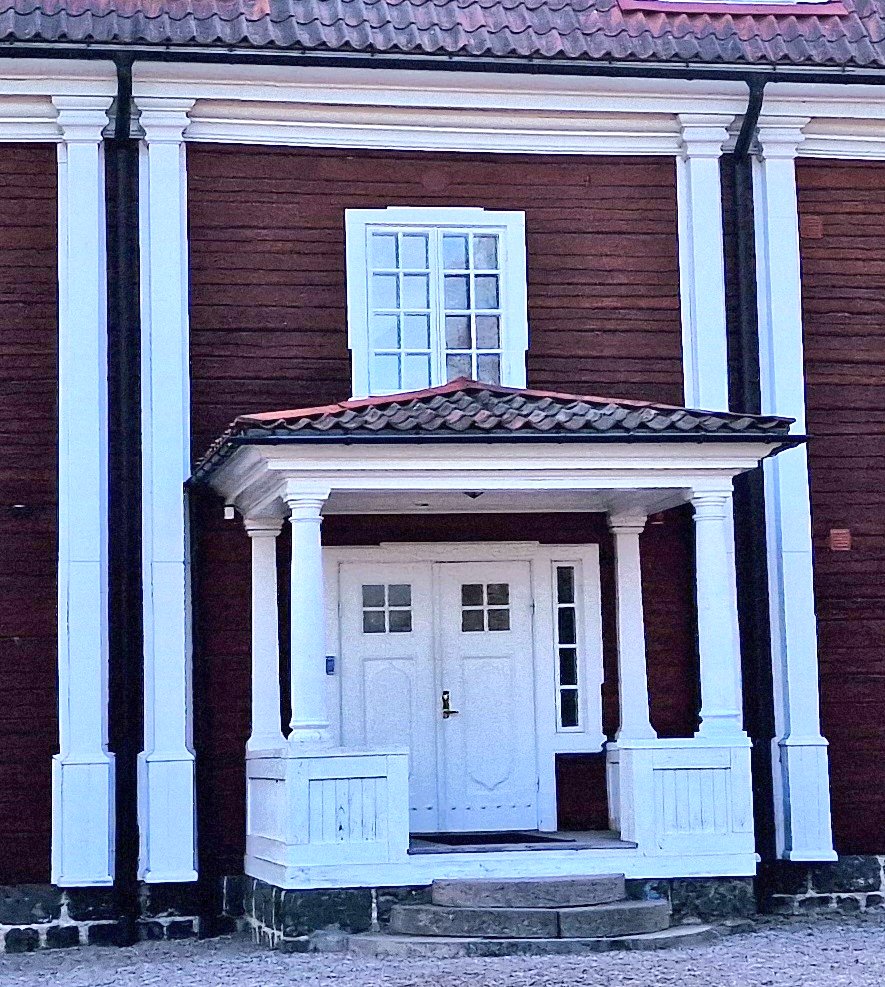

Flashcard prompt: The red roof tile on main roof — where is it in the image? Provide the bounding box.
[1,0,884,68]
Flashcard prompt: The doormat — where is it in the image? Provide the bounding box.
[415,831,576,847]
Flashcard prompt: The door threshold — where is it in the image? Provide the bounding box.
[408,830,637,855]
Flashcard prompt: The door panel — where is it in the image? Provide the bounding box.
[438,561,538,832]
[339,562,439,832]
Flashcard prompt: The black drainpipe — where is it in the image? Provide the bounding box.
[104,52,144,944]
[723,79,779,867]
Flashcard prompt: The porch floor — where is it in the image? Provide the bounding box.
[408,830,637,855]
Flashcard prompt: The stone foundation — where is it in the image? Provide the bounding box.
[761,855,885,915]
[0,884,203,952]
[222,875,756,951]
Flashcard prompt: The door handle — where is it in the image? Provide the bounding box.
[441,690,460,719]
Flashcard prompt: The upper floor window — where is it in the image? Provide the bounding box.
[345,207,528,398]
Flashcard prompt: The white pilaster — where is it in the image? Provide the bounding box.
[753,117,836,861]
[692,490,745,739]
[676,113,734,412]
[608,516,656,742]
[245,519,286,753]
[52,95,115,887]
[284,486,332,745]
[138,97,198,882]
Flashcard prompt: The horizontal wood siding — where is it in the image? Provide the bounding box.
[797,159,885,854]
[0,146,57,882]
[188,146,691,859]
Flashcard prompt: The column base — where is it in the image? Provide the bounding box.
[51,753,115,886]
[138,750,198,883]
[773,736,836,861]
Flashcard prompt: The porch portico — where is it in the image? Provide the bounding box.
[194,379,796,889]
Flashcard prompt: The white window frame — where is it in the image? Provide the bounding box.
[345,207,528,398]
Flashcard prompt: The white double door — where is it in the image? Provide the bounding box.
[340,559,538,833]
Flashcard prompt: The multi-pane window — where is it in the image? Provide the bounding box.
[461,582,511,632]
[554,565,581,729]
[346,208,528,398]
[362,583,413,634]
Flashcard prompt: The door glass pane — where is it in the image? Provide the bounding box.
[461,609,484,632]
[461,584,483,606]
[487,583,509,605]
[362,584,385,607]
[388,584,412,607]
[556,566,575,604]
[557,607,576,646]
[560,690,579,728]
[559,648,578,686]
[488,608,510,631]
[363,610,386,634]
[388,609,413,633]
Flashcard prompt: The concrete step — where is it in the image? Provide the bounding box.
[347,924,720,958]
[558,899,671,938]
[388,898,670,940]
[431,874,626,909]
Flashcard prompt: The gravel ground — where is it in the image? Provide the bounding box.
[1,916,884,987]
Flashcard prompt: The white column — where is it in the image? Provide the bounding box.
[692,490,745,738]
[753,117,835,860]
[245,519,286,753]
[138,97,198,882]
[284,487,332,745]
[609,516,656,741]
[676,113,734,412]
[51,96,115,887]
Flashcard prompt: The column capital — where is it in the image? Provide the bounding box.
[243,517,284,538]
[691,489,733,517]
[608,514,647,536]
[137,97,195,144]
[756,116,810,160]
[677,113,735,159]
[52,96,113,143]
[283,485,331,518]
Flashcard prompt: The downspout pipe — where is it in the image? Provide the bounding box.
[724,78,780,868]
[105,51,143,946]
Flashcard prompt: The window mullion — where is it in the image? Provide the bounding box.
[429,227,446,386]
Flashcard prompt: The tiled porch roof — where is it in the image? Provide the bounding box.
[2,0,884,69]
[193,378,795,479]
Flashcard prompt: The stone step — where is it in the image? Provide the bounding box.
[347,924,719,959]
[388,899,670,940]
[431,874,626,909]
[389,903,559,939]
[558,899,671,938]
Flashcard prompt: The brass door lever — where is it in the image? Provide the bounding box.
[441,690,460,718]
